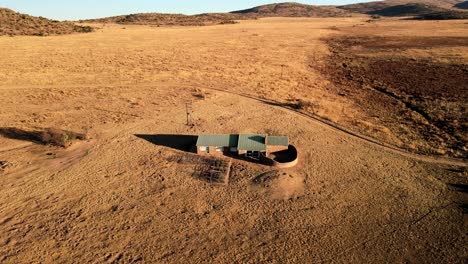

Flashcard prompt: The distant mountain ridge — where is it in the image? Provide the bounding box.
[338,0,468,19]
[0,8,93,36]
[230,2,351,17]
[83,2,352,26]
[338,0,464,13]
[78,0,468,25]
[2,0,468,35]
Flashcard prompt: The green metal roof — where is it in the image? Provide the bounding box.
[237,134,267,151]
[196,134,239,147]
[267,136,289,146]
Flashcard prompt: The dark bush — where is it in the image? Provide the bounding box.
[39,128,86,147]
[0,127,86,147]
[74,25,94,33]
[219,20,238,25]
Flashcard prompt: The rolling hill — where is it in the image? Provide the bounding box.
[367,3,446,16]
[83,13,252,26]
[338,0,465,13]
[85,1,468,25]
[7,0,467,31]
[230,2,352,17]
[0,8,93,36]
[339,0,468,18]
[85,2,353,25]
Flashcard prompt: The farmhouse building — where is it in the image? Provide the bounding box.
[196,134,289,158]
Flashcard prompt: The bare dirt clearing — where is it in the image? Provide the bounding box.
[0,18,466,262]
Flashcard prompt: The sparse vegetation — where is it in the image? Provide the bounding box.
[0,8,94,36]
[0,127,86,147]
[218,20,238,25]
[288,99,317,111]
[231,2,352,17]
[339,1,468,20]
[83,2,356,26]
[84,13,250,26]
[414,10,468,19]
[39,128,87,147]
[368,3,444,17]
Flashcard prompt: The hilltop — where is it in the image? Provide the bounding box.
[83,13,251,26]
[84,2,354,26]
[230,2,351,17]
[0,8,93,36]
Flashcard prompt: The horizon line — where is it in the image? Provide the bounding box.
[0,1,375,21]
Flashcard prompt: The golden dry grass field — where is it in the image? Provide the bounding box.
[0,17,467,263]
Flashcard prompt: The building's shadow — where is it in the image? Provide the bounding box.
[135,134,197,153]
[0,127,42,143]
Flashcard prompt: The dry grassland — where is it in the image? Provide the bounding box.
[0,17,466,263]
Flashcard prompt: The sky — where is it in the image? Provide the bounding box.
[0,0,369,21]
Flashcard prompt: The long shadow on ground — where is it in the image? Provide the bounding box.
[134,134,197,153]
[0,127,42,143]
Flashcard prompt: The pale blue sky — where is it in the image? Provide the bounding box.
[0,0,369,21]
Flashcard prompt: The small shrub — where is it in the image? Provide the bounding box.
[294,99,314,110]
[39,128,87,147]
[219,20,238,25]
[74,25,94,33]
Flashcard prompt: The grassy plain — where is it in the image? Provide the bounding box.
[0,17,466,262]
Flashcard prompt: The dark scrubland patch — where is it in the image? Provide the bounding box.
[0,8,93,36]
[0,127,86,147]
[335,36,468,51]
[368,3,445,17]
[337,2,391,14]
[454,1,468,9]
[320,36,468,158]
[414,10,468,19]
